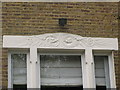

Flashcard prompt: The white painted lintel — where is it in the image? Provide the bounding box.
[4,33,118,88]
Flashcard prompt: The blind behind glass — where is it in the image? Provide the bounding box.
[41,55,82,86]
[11,54,27,87]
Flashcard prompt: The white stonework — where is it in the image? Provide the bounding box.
[3,33,118,50]
[3,33,118,89]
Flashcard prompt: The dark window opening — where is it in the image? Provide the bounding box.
[41,86,83,90]
[13,84,27,90]
[96,86,106,90]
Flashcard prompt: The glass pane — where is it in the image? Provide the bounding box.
[40,55,82,86]
[11,54,27,88]
[94,56,110,88]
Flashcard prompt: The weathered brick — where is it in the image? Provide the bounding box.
[1,2,120,89]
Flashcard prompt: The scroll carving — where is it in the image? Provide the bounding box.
[3,33,118,50]
[42,35,59,47]
[22,33,95,48]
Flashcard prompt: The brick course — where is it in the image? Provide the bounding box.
[1,2,120,89]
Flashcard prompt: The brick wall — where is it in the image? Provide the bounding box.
[2,2,119,88]
[118,1,120,88]
[1,49,8,89]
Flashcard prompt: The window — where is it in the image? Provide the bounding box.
[5,33,118,88]
[8,50,116,89]
[8,53,27,89]
[40,55,83,90]
[94,56,110,89]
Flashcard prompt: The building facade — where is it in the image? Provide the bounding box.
[1,2,120,89]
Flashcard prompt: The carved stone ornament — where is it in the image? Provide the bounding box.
[3,33,118,50]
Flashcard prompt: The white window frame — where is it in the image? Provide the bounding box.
[38,50,85,88]
[7,50,116,89]
[93,51,116,88]
[3,33,118,89]
[8,50,29,88]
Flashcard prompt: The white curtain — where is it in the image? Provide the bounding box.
[41,55,82,86]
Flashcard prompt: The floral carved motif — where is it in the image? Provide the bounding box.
[3,33,118,50]
[62,35,82,48]
[42,35,59,47]
[86,38,95,47]
[21,33,96,48]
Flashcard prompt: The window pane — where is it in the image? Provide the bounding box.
[11,54,27,88]
[94,56,110,88]
[40,55,82,86]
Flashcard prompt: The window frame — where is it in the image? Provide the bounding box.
[5,33,117,89]
[93,51,116,88]
[8,50,29,88]
[8,50,116,89]
[38,50,85,88]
